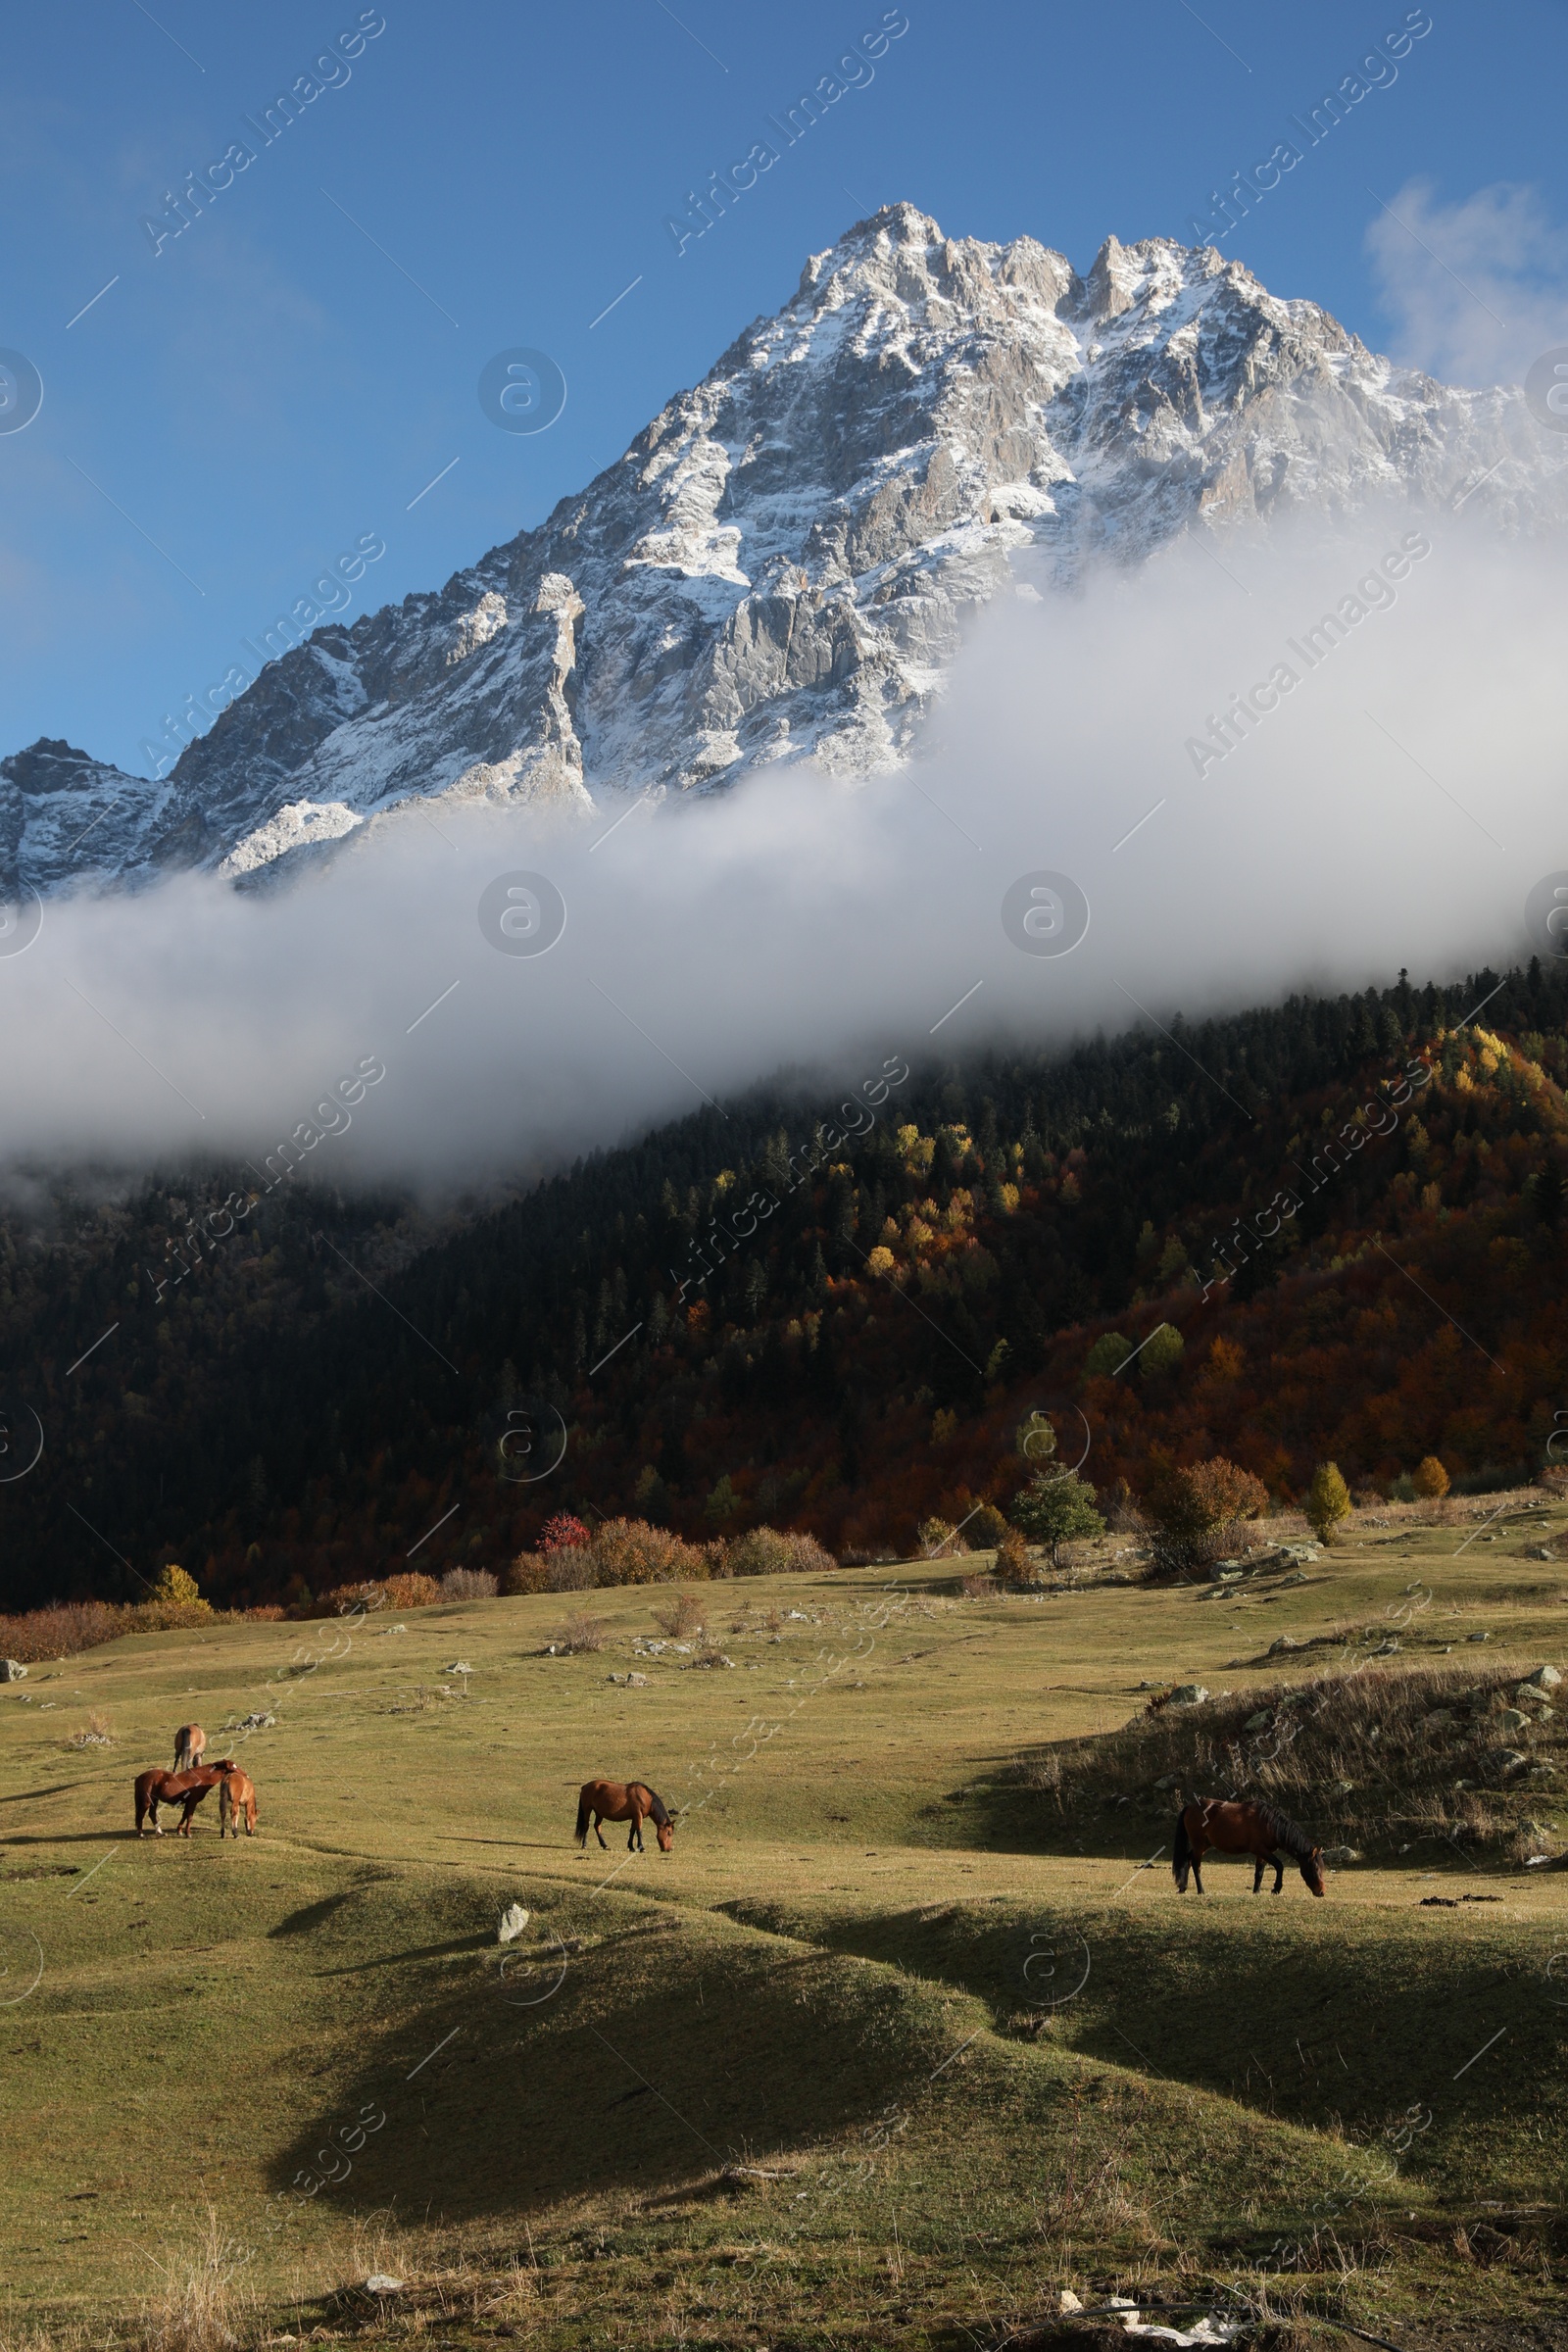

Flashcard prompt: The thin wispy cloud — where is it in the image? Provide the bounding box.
[1367,175,1568,385]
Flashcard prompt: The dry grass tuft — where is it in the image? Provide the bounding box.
[559,1610,607,1654]
[140,2207,255,2352]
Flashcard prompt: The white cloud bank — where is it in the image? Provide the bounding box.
[1,500,1563,1193]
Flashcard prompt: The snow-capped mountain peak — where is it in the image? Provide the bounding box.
[4,202,1559,894]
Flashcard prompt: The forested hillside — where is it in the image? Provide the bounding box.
[4,959,1566,1610]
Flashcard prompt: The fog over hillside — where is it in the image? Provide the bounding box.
[1,503,1560,1192]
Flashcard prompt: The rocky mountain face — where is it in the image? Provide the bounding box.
[5,203,1561,895]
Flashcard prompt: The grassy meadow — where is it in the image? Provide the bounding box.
[3,1500,1568,2349]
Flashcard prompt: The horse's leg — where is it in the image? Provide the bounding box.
[1252,1854,1265,1893]
[594,1812,609,1850]
[1191,1850,1203,1893]
[1273,1854,1286,1893]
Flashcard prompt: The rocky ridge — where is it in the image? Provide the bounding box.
[4,202,1561,895]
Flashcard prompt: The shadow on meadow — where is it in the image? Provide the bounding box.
[267,1873,976,2229]
[723,1891,1568,2191]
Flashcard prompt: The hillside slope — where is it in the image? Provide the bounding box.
[3,958,1568,1608]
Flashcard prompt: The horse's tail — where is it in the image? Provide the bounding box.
[574,1789,591,1846]
[1172,1807,1193,1893]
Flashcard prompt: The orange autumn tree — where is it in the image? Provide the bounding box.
[1140,1453,1269,1583]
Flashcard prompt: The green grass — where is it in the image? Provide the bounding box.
[4,1504,1568,2347]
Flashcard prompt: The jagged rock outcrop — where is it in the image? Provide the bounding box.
[5,203,1562,893]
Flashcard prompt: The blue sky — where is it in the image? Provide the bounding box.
[2,0,1564,775]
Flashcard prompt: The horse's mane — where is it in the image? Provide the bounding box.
[644,1788,670,1827]
[1251,1800,1314,1860]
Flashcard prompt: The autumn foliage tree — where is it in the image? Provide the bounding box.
[1141,1453,1269,1582]
[1306,1461,1353,1544]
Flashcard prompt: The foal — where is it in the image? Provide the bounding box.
[219,1768,258,1838]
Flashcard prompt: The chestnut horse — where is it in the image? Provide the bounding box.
[173,1724,206,1773]
[219,1768,258,1838]
[1173,1796,1326,1896]
[134,1760,237,1838]
[575,1780,674,1853]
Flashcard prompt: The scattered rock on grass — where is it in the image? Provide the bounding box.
[1322,1845,1362,1865]
[498,1904,529,1943]
[0,1659,26,1682]
[1523,1663,1562,1690]
[1167,1684,1208,1706]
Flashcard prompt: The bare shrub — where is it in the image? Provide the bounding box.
[546,1548,599,1592]
[652,1591,707,1639]
[439,1567,499,1600]
[66,1711,114,1749]
[718,1525,838,1577]
[559,1611,606,1653]
[958,1570,996,1600]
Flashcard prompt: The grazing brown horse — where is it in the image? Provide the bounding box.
[219,1768,258,1838]
[575,1780,674,1853]
[173,1724,206,1774]
[134,1760,237,1838]
[1173,1796,1326,1897]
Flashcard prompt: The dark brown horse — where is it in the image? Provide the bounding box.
[1173,1796,1326,1896]
[575,1779,674,1853]
[219,1768,258,1838]
[173,1723,206,1773]
[134,1760,237,1838]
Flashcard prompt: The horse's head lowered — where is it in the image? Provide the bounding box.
[1302,1845,1327,1897]
[656,1814,674,1852]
